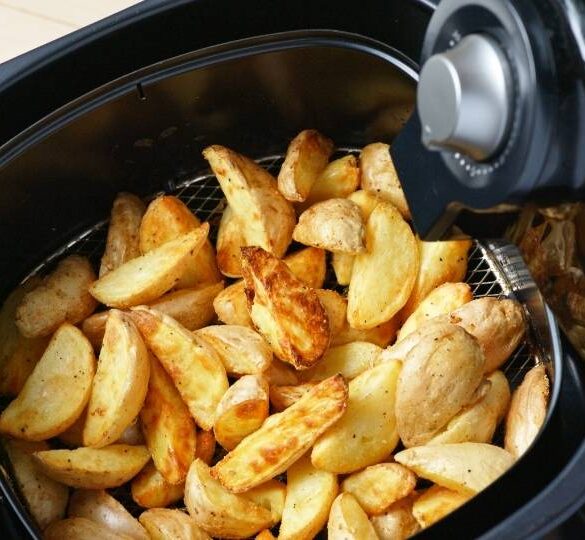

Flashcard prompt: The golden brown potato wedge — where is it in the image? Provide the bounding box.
[214,375,269,450]
[131,461,184,508]
[184,459,273,538]
[139,508,211,540]
[269,383,316,412]
[277,129,334,202]
[34,445,150,489]
[284,246,327,288]
[394,443,515,496]
[412,485,471,529]
[328,492,379,540]
[212,375,347,492]
[44,517,130,540]
[311,361,401,474]
[16,256,98,338]
[129,306,228,430]
[348,201,418,329]
[213,281,253,327]
[315,289,348,339]
[196,430,217,465]
[242,479,286,526]
[342,463,416,516]
[265,359,299,386]
[0,323,95,441]
[83,310,149,448]
[140,354,197,484]
[100,192,145,277]
[505,364,549,458]
[293,199,365,254]
[370,494,421,540]
[241,246,330,369]
[216,205,246,277]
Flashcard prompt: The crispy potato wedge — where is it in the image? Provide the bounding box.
[196,430,217,465]
[412,485,471,529]
[0,323,95,441]
[265,359,299,386]
[84,310,149,448]
[184,459,273,538]
[213,280,253,327]
[333,317,399,348]
[44,517,130,540]
[216,205,246,277]
[269,383,316,411]
[34,445,150,489]
[68,489,149,540]
[140,354,197,484]
[195,325,272,376]
[204,145,295,257]
[5,440,68,530]
[370,494,421,540]
[139,508,211,540]
[293,199,365,254]
[90,226,209,309]
[16,256,98,338]
[241,246,330,369]
[348,201,418,329]
[277,129,334,202]
[242,479,286,526]
[328,492,379,540]
[315,289,348,339]
[396,322,485,447]
[100,192,145,277]
[129,306,228,430]
[505,364,549,458]
[360,142,410,219]
[212,375,347,492]
[214,375,269,450]
[312,361,401,474]
[279,454,338,540]
[131,461,184,508]
[395,443,515,496]
[342,463,416,515]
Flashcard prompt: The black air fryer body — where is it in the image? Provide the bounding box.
[1,1,585,539]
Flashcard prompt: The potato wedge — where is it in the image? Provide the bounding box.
[241,246,330,369]
[83,310,149,448]
[293,199,365,254]
[279,454,338,540]
[100,192,145,277]
[131,461,184,508]
[370,494,421,540]
[243,479,286,526]
[117,420,145,445]
[394,443,515,496]
[212,375,347,492]
[140,354,197,484]
[184,459,273,538]
[412,485,471,529]
[44,517,130,540]
[312,361,401,474]
[342,463,416,515]
[214,375,269,450]
[328,492,379,540]
[196,430,217,465]
[213,280,253,327]
[68,489,148,540]
[505,364,549,458]
[333,317,399,348]
[315,289,348,339]
[269,383,316,412]
[204,145,295,257]
[90,226,209,308]
[59,412,144,448]
[16,256,98,338]
[284,247,327,288]
[277,129,334,202]
[265,359,299,386]
[256,530,276,540]
[348,201,418,329]
[216,205,246,277]
[34,445,150,489]
[129,306,228,430]
[0,323,95,441]
[139,508,211,540]
[195,325,272,376]
[5,440,68,530]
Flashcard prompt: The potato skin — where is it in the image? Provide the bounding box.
[139,508,211,540]
[44,517,130,540]
[327,492,379,540]
[370,494,421,540]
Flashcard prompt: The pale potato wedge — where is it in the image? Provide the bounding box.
[216,205,246,277]
[348,189,386,220]
[90,226,209,309]
[213,281,253,327]
[131,461,184,508]
[279,454,338,540]
[333,317,399,348]
[242,479,286,526]
[412,485,471,529]
[348,201,418,329]
[34,445,150,489]
[68,489,149,540]
[83,310,150,448]
[342,463,416,515]
[269,383,316,412]
[214,375,269,450]
[284,247,327,289]
[195,325,272,376]
[315,289,348,339]
[328,492,379,540]
[0,323,95,441]
[241,246,330,369]
[5,440,68,530]
[44,517,130,540]
[505,364,549,458]
[59,413,144,448]
[277,129,334,202]
[184,459,273,538]
[16,256,98,338]
[395,322,485,447]
[265,359,299,386]
[394,443,515,496]
[312,361,401,474]
[212,375,347,492]
[129,306,228,430]
[370,494,421,540]
[100,192,145,277]
[140,354,197,484]
[204,145,295,257]
[293,199,365,254]
[196,430,217,465]
[139,508,211,540]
